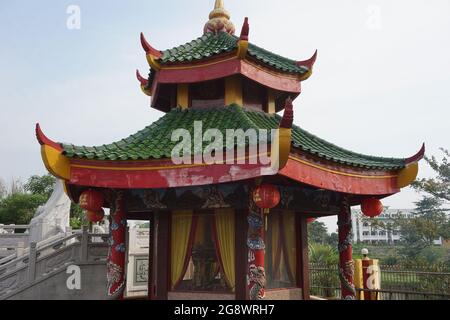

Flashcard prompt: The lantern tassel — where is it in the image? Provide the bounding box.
[264,208,269,231]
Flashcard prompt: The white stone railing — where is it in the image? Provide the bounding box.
[0,226,109,299]
[0,225,31,262]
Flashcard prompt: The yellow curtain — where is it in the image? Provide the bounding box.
[171,210,194,289]
[282,211,297,282]
[214,209,235,291]
[271,213,281,279]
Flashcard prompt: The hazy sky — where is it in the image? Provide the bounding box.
[1,0,449,232]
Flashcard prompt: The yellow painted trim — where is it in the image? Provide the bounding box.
[237,40,248,59]
[140,85,152,97]
[397,162,419,188]
[288,155,397,179]
[271,128,292,171]
[299,69,313,82]
[41,145,70,180]
[225,76,243,106]
[146,54,161,71]
[177,84,189,109]
[267,89,276,114]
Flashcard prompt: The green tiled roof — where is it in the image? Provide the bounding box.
[158,32,309,74]
[61,105,406,170]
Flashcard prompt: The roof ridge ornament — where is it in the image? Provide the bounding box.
[272,98,294,171]
[237,17,249,59]
[204,0,235,35]
[280,97,294,129]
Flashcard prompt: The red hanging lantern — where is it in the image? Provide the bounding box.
[79,189,104,212]
[86,208,105,223]
[307,218,316,224]
[361,198,383,218]
[252,184,281,211]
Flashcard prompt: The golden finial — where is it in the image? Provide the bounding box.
[204,0,235,35]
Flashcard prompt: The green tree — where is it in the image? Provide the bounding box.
[0,178,6,199]
[0,174,84,229]
[24,174,56,198]
[413,148,450,203]
[309,243,339,265]
[396,148,450,263]
[0,193,47,225]
[326,232,339,247]
[308,221,329,244]
[70,203,84,229]
[398,197,448,261]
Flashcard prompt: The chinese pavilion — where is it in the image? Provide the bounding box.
[36,0,424,300]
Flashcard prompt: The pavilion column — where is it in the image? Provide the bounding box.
[247,194,266,300]
[337,196,356,300]
[296,215,310,300]
[106,191,127,299]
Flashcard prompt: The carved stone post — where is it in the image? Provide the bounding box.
[107,191,127,299]
[337,197,356,300]
[247,192,266,300]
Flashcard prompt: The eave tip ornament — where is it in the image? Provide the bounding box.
[297,50,318,81]
[204,0,235,35]
[140,32,162,71]
[35,124,70,181]
[397,143,426,189]
[136,70,151,96]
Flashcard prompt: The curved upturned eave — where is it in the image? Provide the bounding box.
[35,124,71,180]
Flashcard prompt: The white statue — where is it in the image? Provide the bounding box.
[28,179,71,243]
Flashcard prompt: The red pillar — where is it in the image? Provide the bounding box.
[337,197,356,300]
[247,194,266,300]
[107,191,127,299]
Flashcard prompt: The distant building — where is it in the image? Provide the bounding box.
[351,208,443,245]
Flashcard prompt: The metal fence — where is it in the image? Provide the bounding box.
[309,263,450,300]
